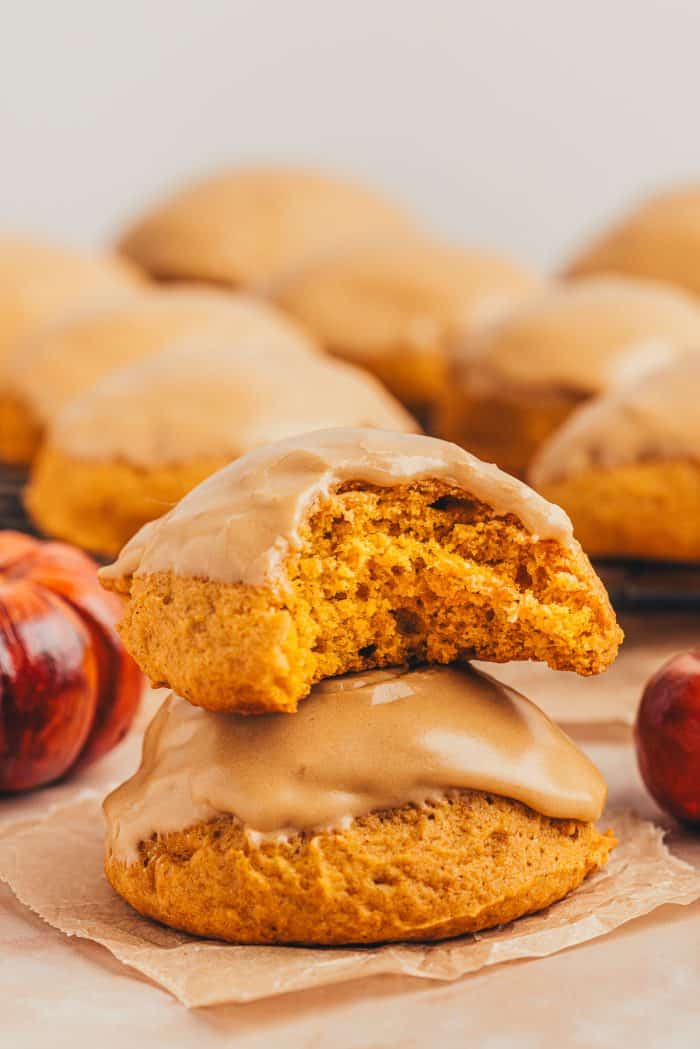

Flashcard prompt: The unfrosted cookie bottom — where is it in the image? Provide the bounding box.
[327,341,447,425]
[0,393,42,467]
[437,388,581,479]
[105,790,615,945]
[537,460,700,562]
[26,446,227,557]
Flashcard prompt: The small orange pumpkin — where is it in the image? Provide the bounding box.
[0,531,142,792]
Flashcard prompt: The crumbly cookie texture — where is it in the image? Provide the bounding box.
[105,790,615,945]
[535,460,700,562]
[103,480,622,713]
[25,449,226,559]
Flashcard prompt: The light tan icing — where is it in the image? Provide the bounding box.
[50,341,416,465]
[0,236,139,360]
[7,285,318,425]
[119,167,417,287]
[100,428,574,586]
[531,354,700,485]
[272,234,540,360]
[104,665,607,861]
[452,276,700,396]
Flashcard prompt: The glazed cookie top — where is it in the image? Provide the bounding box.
[118,167,416,287]
[273,234,540,360]
[451,276,700,397]
[49,343,417,465]
[564,184,700,295]
[104,664,607,859]
[531,354,700,485]
[0,235,140,358]
[99,428,575,585]
[7,285,318,426]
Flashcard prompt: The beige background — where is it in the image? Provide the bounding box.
[2,1,700,267]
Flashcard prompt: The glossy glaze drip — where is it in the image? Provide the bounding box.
[104,664,606,861]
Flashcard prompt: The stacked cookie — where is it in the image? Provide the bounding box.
[101,428,620,945]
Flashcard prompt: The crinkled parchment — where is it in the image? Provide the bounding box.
[0,799,698,1008]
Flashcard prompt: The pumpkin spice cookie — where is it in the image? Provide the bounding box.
[26,344,416,557]
[437,275,700,478]
[0,235,139,365]
[272,234,539,417]
[563,183,700,297]
[117,166,416,288]
[104,666,614,945]
[100,429,622,714]
[0,285,318,465]
[530,354,700,562]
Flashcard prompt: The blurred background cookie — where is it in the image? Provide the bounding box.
[564,184,700,297]
[273,234,539,420]
[0,235,139,367]
[438,276,700,478]
[530,354,700,562]
[0,285,318,466]
[26,344,416,556]
[117,166,416,289]
[103,669,613,945]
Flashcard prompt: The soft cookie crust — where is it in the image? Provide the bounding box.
[0,392,42,466]
[104,479,622,713]
[536,460,700,562]
[437,387,583,479]
[105,790,615,945]
[26,448,228,558]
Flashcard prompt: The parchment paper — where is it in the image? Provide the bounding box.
[0,798,698,1008]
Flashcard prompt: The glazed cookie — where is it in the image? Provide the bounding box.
[117,167,415,288]
[273,234,539,417]
[26,345,416,557]
[564,184,700,297]
[0,235,139,365]
[438,275,700,478]
[530,354,700,562]
[0,285,318,466]
[104,666,614,945]
[100,429,622,714]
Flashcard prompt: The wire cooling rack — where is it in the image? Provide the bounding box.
[0,465,37,536]
[596,561,700,610]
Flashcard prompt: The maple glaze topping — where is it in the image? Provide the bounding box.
[104,664,606,861]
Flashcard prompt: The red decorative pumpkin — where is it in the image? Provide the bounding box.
[0,531,142,792]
